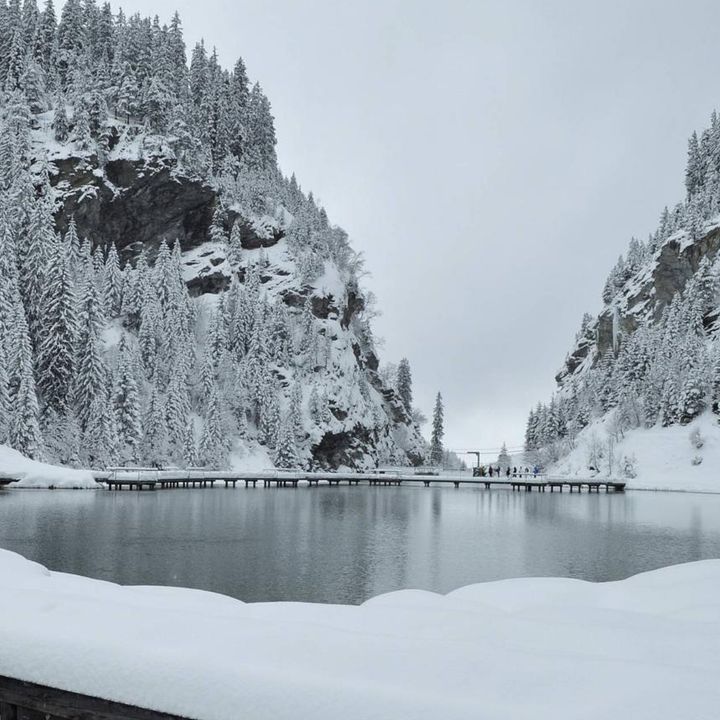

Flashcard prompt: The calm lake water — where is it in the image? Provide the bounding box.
[1,485,719,604]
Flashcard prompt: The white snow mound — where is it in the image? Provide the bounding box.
[1,550,719,719]
[0,446,97,489]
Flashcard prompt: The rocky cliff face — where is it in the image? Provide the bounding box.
[51,155,215,261]
[36,127,426,470]
[557,224,720,388]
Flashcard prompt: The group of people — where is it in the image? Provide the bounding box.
[474,465,541,478]
[489,466,536,478]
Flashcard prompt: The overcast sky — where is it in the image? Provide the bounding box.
[99,0,720,454]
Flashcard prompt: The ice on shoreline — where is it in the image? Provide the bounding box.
[1,550,719,719]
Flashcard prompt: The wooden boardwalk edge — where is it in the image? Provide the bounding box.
[0,674,193,720]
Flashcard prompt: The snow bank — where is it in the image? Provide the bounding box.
[1,549,719,720]
[0,446,97,489]
[550,412,720,493]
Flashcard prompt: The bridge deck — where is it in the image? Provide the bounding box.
[96,471,625,493]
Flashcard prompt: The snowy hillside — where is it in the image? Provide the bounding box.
[525,109,720,482]
[549,413,720,492]
[0,0,425,470]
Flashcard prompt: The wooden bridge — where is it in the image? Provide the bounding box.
[96,468,625,493]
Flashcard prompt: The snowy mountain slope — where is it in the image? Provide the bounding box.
[526,110,720,480]
[0,0,426,471]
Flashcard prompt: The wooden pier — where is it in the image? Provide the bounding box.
[95,469,625,494]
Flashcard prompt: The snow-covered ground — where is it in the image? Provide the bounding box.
[228,443,274,471]
[0,549,718,719]
[0,446,97,489]
[549,412,720,493]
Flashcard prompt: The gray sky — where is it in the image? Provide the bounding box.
[106,0,720,453]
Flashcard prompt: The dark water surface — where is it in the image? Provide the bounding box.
[1,486,719,604]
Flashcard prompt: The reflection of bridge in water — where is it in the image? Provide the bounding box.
[91,468,625,493]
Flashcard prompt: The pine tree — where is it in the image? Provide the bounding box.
[244,82,276,170]
[200,380,229,468]
[208,205,227,244]
[72,273,106,431]
[103,242,123,316]
[524,408,538,451]
[83,371,117,468]
[166,360,191,461]
[289,380,304,443]
[686,131,702,199]
[274,415,299,469]
[52,89,69,140]
[182,419,198,467]
[36,232,78,411]
[259,378,280,448]
[114,341,142,463]
[496,442,511,469]
[396,358,412,412]
[430,392,444,466]
[71,99,92,150]
[227,219,243,268]
[0,343,10,444]
[21,60,47,114]
[115,62,139,122]
[9,310,42,459]
[141,386,168,465]
[37,0,57,69]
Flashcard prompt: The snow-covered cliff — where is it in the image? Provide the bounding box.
[525,110,720,479]
[0,1,425,470]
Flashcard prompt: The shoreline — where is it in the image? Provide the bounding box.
[3,482,720,495]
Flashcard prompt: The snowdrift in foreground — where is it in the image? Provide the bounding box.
[1,551,719,720]
[0,446,97,489]
[549,412,720,493]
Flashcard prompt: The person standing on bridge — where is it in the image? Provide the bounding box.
[489,466,494,477]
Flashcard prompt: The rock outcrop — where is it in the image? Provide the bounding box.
[50,156,216,261]
[557,224,720,388]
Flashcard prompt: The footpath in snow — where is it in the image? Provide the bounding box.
[1,550,719,720]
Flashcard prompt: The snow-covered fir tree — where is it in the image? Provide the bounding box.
[396,358,412,413]
[430,393,444,466]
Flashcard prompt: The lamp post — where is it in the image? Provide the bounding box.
[465,451,481,476]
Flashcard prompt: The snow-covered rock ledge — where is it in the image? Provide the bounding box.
[0,446,97,489]
[1,551,719,720]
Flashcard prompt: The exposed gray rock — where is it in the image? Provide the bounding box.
[559,224,720,386]
[50,157,216,258]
